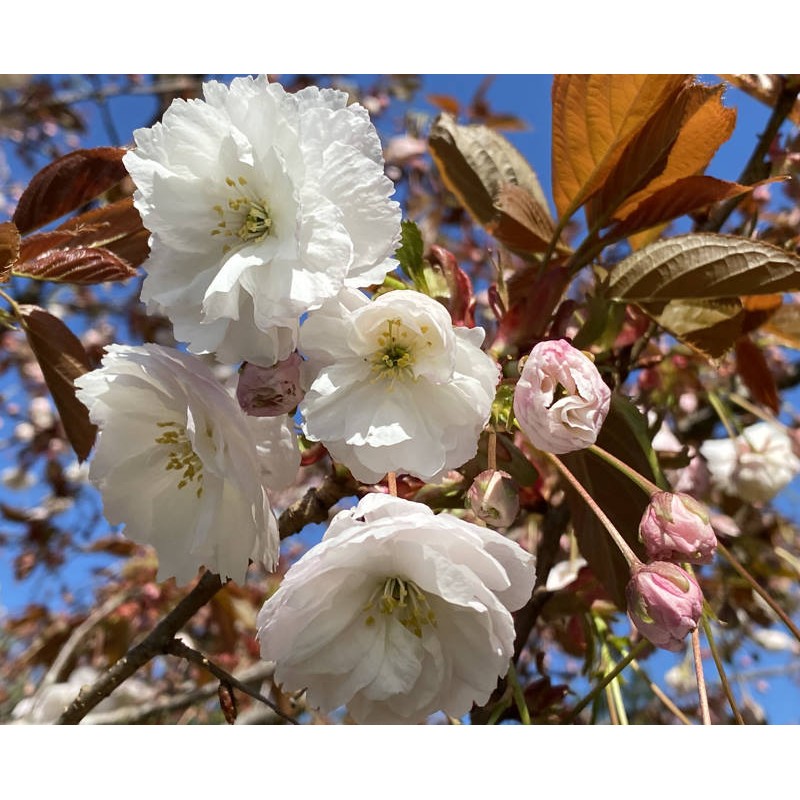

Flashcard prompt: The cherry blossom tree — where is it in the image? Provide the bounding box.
[2,73,800,726]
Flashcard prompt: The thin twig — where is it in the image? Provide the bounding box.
[40,591,132,689]
[167,638,296,724]
[56,570,223,724]
[717,542,800,646]
[85,661,277,725]
[692,628,711,725]
[629,659,693,725]
[701,615,745,725]
[699,77,800,233]
[546,452,641,568]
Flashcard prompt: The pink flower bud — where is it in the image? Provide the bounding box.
[513,339,611,454]
[639,491,717,565]
[236,353,304,417]
[467,469,519,527]
[626,562,703,652]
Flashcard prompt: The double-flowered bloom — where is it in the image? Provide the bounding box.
[299,288,499,483]
[123,76,401,366]
[513,339,610,454]
[256,493,536,724]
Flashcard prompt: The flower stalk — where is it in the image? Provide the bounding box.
[545,452,641,568]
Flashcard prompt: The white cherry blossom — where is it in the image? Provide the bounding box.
[699,421,800,503]
[298,288,499,483]
[123,76,401,365]
[256,493,536,724]
[75,344,299,584]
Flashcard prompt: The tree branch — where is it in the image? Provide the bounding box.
[166,638,296,724]
[40,590,132,690]
[56,472,357,725]
[83,661,277,725]
[56,570,223,724]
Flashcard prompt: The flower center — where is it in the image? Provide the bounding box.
[363,576,437,638]
[211,176,273,254]
[154,421,204,498]
[370,318,425,384]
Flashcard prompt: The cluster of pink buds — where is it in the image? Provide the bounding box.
[627,491,717,651]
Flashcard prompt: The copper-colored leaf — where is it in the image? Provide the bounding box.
[0,221,20,282]
[603,176,755,244]
[12,147,128,234]
[86,536,138,557]
[15,198,148,284]
[611,84,737,222]
[487,183,560,256]
[17,305,96,461]
[427,93,461,116]
[56,197,149,267]
[608,233,800,302]
[551,75,689,222]
[735,336,780,414]
[585,80,707,228]
[429,112,551,230]
[561,396,657,609]
[15,247,139,284]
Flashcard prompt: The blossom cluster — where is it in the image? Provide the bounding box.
[75,75,542,723]
[72,73,758,721]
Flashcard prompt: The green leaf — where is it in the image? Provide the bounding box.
[608,233,800,301]
[395,219,426,290]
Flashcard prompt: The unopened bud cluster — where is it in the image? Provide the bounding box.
[627,491,717,652]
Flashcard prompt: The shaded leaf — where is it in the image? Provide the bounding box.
[762,301,800,348]
[56,197,149,267]
[608,233,800,302]
[561,396,658,609]
[15,198,148,284]
[602,176,755,244]
[638,297,745,359]
[13,147,128,234]
[429,112,551,230]
[551,75,689,222]
[487,183,561,256]
[17,305,96,461]
[492,264,572,353]
[610,84,737,222]
[735,336,780,414]
[0,221,20,282]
